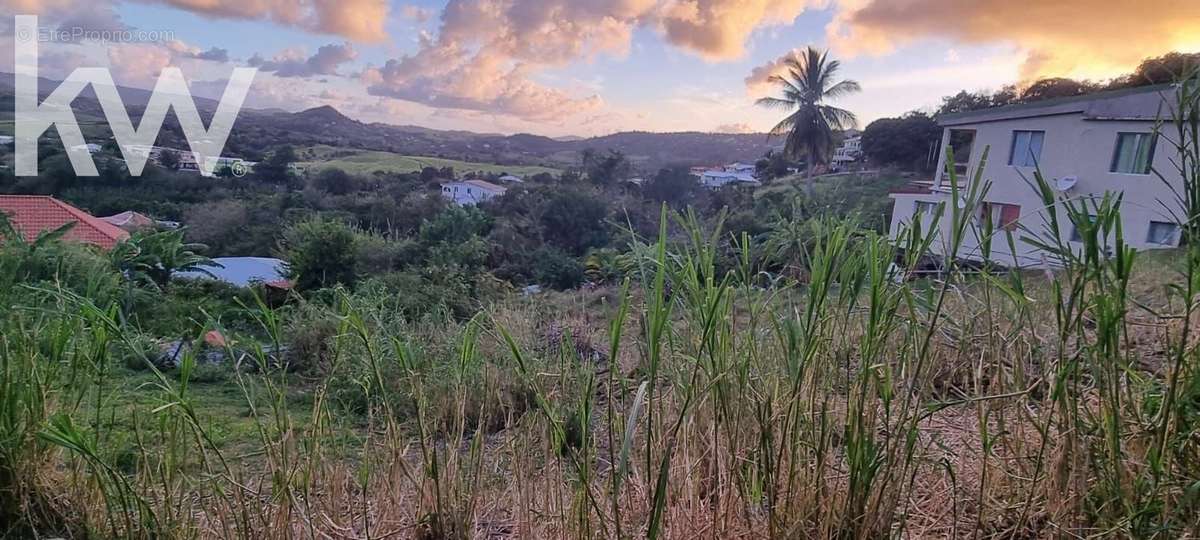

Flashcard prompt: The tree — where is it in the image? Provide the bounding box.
[861,112,942,172]
[642,166,696,207]
[756,46,860,196]
[1019,77,1098,102]
[539,188,610,256]
[280,218,359,290]
[309,168,361,195]
[531,246,585,289]
[111,228,218,290]
[936,90,994,116]
[581,149,631,186]
[255,145,298,186]
[1117,52,1200,86]
[158,150,181,170]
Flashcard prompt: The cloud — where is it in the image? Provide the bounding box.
[365,0,822,122]
[744,48,802,95]
[364,44,604,121]
[165,41,230,62]
[249,42,357,78]
[106,42,175,86]
[827,0,1200,81]
[399,4,434,23]
[4,0,390,42]
[658,0,823,60]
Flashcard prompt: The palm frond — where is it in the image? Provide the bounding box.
[824,79,861,100]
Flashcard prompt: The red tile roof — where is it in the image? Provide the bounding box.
[0,195,130,250]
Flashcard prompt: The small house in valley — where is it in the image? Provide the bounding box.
[440,179,508,205]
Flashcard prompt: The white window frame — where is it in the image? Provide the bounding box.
[1008,130,1045,168]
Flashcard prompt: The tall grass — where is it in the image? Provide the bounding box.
[2,74,1200,538]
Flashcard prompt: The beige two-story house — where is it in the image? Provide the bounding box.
[888,85,1184,267]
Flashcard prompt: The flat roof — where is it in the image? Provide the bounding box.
[938,84,1176,127]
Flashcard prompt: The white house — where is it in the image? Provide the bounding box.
[700,169,761,188]
[441,179,507,205]
[888,85,1184,268]
[71,143,103,154]
[724,162,757,174]
[832,134,862,166]
[497,174,523,183]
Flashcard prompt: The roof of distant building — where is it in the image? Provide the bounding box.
[446,179,507,192]
[176,257,289,287]
[98,210,156,231]
[0,195,129,250]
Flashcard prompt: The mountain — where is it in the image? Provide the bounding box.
[0,75,778,171]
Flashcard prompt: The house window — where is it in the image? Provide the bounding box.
[915,201,940,214]
[979,202,1021,231]
[1147,221,1179,245]
[1008,130,1044,167]
[1110,132,1156,174]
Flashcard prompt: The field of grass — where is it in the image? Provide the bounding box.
[297,144,562,177]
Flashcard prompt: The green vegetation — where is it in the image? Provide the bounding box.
[298,145,562,177]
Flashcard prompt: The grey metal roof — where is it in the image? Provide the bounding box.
[938,84,1177,126]
[176,257,288,287]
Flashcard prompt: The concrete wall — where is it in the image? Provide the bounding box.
[890,113,1186,267]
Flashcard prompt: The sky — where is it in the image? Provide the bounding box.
[2,0,1199,137]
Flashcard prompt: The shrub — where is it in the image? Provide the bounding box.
[280,218,359,290]
[531,247,585,290]
[283,303,341,373]
[115,332,161,371]
[308,168,362,195]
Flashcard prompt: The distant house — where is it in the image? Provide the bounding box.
[724,162,757,174]
[70,143,103,154]
[887,84,1184,268]
[699,169,760,188]
[497,174,523,183]
[175,151,200,171]
[98,211,156,232]
[0,195,129,250]
[832,135,862,166]
[440,179,507,205]
[119,144,163,162]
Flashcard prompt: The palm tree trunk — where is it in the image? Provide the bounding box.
[803,146,816,197]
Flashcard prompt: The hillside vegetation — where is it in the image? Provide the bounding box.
[297,145,562,177]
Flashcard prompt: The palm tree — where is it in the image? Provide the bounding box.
[756,46,860,195]
[112,228,219,290]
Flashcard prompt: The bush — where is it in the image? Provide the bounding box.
[184,362,228,383]
[280,218,360,290]
[283,304,341,373]
[354,231,419,276]
[531,247,585,290]
[309,168,362,195]
[115,332,161,371]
